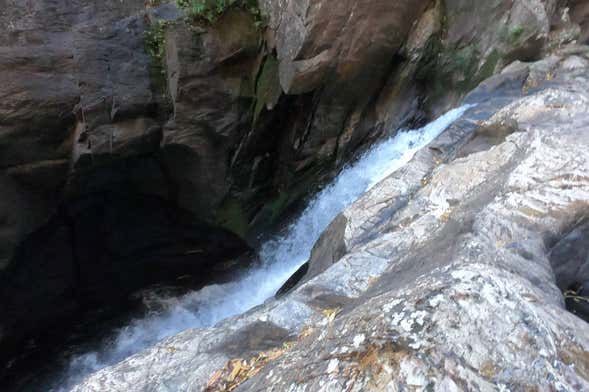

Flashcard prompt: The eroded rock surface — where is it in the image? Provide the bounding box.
[1,0,566,269]
[1,0,587,390]
[72,46,589,391]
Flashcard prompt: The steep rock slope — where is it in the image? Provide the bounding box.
[72,46,589,391]
[0,0,567,268]
[0,1,251,381]
[0,0,582,388]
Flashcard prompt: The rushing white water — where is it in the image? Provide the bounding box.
[60,105,472,390]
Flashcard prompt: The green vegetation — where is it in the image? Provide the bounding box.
[478,49,502,81]
[418,42,479,96]
[500,25,526,45]
[145,20,168,67]
[510,26,525,41]
[444,45,479,86]
[266,191,290,223]
[216,197,249,238]
[509,26,526,42]
[144,20,171,97]
[415,38,507,105]
[176,0,263,24]
[253,55,281,125]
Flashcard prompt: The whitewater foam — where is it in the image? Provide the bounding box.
[60,104,473,390]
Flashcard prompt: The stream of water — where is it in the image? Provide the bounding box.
[60,105,472,390]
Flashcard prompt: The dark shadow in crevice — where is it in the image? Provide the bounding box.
[548,217,589,322]
[0,190,252,391]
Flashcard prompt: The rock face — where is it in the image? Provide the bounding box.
[0,0,567,267]
[0,0,162,268]
[1,0,586,389]
[0,0,252,378]
[71,46,589,391]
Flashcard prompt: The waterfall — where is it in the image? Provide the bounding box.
[59,105,472,390]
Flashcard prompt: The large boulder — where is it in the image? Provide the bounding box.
[260,0,431,94]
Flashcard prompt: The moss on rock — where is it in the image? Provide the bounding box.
[478,49,503,81]
[145,20,168,67]
[176,0,263,25]
[216,197,249,238]
[145,19,173,102]
[253,55,281,125]
[416,38,507,107]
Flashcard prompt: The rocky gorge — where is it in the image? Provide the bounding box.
[1,0,589,391]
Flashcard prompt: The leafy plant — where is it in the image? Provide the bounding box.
[145,20,169,75]
[176,0,263,25]
[500,25,526,45]
[509,26,525,41]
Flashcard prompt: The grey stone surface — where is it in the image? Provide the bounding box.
[72,48,589,392]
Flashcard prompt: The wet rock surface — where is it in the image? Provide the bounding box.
[71,47,589,391]
[0,0,587,390]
